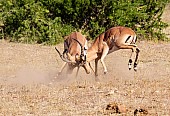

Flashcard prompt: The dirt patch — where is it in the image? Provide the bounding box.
[1,40,169,84]
[0,39,170,115]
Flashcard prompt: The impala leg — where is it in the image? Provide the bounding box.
[128,47,135,70]
[67,64,75,74]
[116,43,137,70]
[58,62,67,75]
[133,47,140,71]
[89,62,95,74]
[95,59,99,77]
[94,59,100,82]
[100,42,109,74]
[76,66,80,77]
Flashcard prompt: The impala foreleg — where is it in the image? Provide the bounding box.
[94,59,100,82]
[58,62,67,75]
[95,59,99,77]
[76,66,80,77]
[100,42,109,74]
[89,62,95,74]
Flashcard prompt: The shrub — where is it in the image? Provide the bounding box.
[0,0,169,44]
[0,0,75,44]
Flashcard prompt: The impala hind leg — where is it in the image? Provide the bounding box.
[100,42,109,74]
[116,43,137,70]
[128,47,136,70]
[133,47,140,71]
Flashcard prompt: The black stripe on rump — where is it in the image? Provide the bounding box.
[125,36,131,43]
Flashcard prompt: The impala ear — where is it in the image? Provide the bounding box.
[75,54,80,61]
[66,53,72,60]
[86,36,90,41]
[63,35,69,40]
[66,53,76,63]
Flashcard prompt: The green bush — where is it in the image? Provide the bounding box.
[0,0,75,44]
[0,0,169,44]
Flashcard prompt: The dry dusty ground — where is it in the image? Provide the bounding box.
[0,39,170,116]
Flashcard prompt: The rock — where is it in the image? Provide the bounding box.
[134,108,148,116]
[106,102,128,114]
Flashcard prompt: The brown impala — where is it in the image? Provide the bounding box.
[86,26,140,77]
[55,32,91,77]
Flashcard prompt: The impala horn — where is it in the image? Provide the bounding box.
[72,38,85,62]
[55,47,75,63]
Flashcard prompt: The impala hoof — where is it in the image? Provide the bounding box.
[128,64,132,70]
[134,67,137,71]
[95,73,98,77]
[58,72,62,76]
[128,59,132,70]
[104,71,107,74]
[134,62,138,71]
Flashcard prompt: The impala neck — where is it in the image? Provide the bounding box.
[86,39,100,62]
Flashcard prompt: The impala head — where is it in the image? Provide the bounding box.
[55,35,91,74]
[71,38,90,74]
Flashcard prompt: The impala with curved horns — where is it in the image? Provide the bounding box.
[55,32,91,77]
[86,26,140,78]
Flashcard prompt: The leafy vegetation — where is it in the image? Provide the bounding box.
[0,0,169,44]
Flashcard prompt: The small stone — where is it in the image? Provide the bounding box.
[106,102,128,114]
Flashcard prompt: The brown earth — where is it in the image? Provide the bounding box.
[0,39,170,115]
[0,4,170,115]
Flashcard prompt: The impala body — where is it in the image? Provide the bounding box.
[86,26,140,77]
[55,32,90,76]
